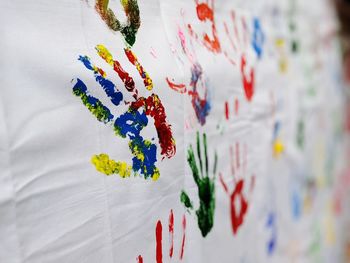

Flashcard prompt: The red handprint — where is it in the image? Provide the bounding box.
[219,142,255,235]
[186,1,257,102]
[137,210,186,262]
[224,11,255,102]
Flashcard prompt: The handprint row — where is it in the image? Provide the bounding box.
[165,0,264,129]
[134,133,261,262]
[72,0,260,239]
[72,0,265,181]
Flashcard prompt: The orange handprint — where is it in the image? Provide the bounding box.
[187,0,221,53]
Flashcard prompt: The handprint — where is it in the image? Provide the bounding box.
[137,210,186,262]
[184,0,264,102]
[95,0,140,46]
[219,142,254,235]
[180,132,218,237]
[72,45,176,180]
[165,1,217,126]
[223,11,259,102]
[166,24,211,126]
[187,0,221,53]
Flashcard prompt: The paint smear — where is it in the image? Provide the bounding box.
[291,189,302,219]
[234,98,239,115]
[266,212,277,255]
[272,121,284,158]
[180,132,217,237]
[275,38,289,73]
[150,47,158,58]
[273,139,284,158]
[156,220,163,263]
[169,209,174,258]
[225,101,229,120]
[252,17,264,59]
[95,0,140,46]
[296,119,305,149]
[180,214,186,260]
[165,78,187,94]
[137,255,143,263]
[91,153,132,178]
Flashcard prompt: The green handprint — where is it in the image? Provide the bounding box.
[180,132,218,237]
